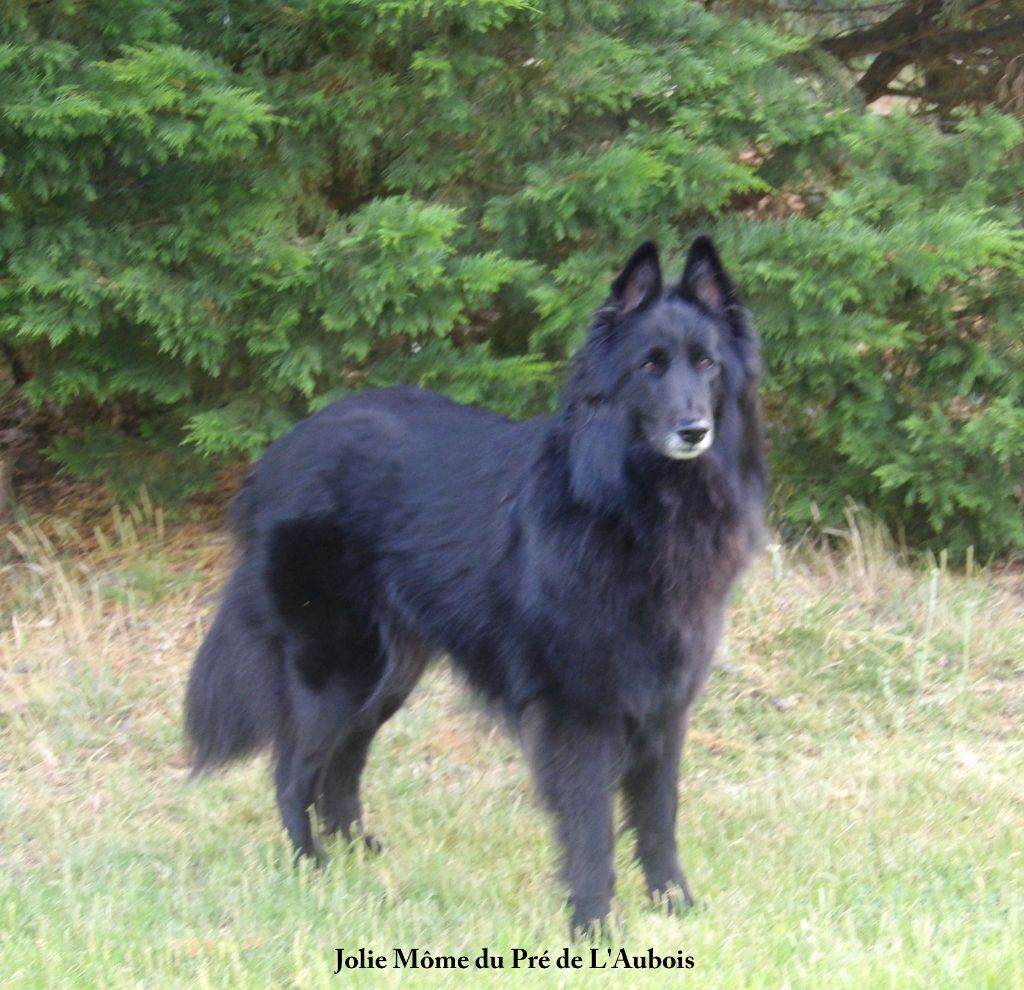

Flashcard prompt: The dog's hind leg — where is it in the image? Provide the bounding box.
[316,726,378,849]
[316,626,428,851]
[274,672,366,862]
[274,732,318,861]
[520,700,617,936]
[265,516,388,860]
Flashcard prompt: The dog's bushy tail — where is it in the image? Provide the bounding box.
[185,561,286,771]
[187,477,286,768]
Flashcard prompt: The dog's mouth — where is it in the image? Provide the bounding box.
[658,423,714,460]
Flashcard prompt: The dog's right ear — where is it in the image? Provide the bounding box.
[610,241,662,315]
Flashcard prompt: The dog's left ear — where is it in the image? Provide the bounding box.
[611,241,662,315]
[679,236,738,315]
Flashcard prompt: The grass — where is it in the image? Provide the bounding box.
[1,506,1022,988]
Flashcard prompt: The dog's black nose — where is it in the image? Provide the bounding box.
[677,421,710,446]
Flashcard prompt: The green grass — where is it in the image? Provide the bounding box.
[2,512,1022,988]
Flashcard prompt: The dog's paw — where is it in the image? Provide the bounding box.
[648,879,696,916]
[358,832,384,855]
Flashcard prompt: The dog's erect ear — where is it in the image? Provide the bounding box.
[610,241,662,315]
[680,236,737,315]
[568,404,630,512]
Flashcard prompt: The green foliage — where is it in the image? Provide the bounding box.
[1,0,1022,556]
[50,420,220,503]
[731,109,1024,558]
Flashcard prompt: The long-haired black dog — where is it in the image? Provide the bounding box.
[185,237,765,932]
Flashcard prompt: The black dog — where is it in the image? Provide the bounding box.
[185,237,765,932]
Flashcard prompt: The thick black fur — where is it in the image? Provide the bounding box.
[185,237,765,932]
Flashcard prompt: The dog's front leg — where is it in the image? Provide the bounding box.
[521,701,616,936]
[622,705,694,912]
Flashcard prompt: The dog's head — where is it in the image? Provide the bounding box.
[566,238,762,509]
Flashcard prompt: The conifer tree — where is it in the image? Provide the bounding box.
[2,1,1021,555]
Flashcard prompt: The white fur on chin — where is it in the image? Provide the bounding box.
[661,428,713,460]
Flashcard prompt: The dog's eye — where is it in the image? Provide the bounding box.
[696,355,716,371]
[640,350,667,375]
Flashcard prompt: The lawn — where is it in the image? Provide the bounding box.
[2,506,1021,988]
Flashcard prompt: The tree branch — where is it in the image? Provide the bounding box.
[819,0,1021,103]
[857,51,913,102]
[822,0,943,59]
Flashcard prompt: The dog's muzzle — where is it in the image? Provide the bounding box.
[662,419,713,460]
